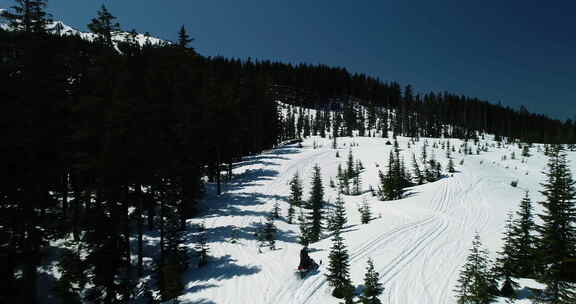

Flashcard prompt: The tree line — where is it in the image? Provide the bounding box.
[1,1,575,303]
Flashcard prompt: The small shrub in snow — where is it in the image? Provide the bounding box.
[510,180,518,188]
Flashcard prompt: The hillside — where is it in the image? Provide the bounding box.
[2,6,575,303]
[176,128,566,303]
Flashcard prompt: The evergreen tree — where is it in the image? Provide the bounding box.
[196,221,209,267]
[511,191,538,277]
[347,149,355,180]
[158,209,189,302]
[1,0,51,33]
[447,149,456,173]
[272,202,281,219]
[326,230,353,299]
[264,212,277,250]
[298,208,310,245]
[521,145,531,158]
[412,153,424,185]
[495,213,519,298]
[352,170,362,195]
[454,233,498,304]
[328,193,348,231]
[448,157,456,174]
[287,173,303,224]
[87,5,120,46]
[421,141,428,164]
[359,198,372,224]
[307,164,325,242]
[536,145,576,302]
[360,258,384,304]
[177,25,193,48]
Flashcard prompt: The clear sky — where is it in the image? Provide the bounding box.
[1,0,575,121]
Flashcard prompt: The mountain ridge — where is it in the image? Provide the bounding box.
[0,9,166,47]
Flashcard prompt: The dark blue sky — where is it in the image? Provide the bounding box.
[2,1,575,121]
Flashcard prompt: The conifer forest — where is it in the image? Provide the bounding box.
[1,1,576,304]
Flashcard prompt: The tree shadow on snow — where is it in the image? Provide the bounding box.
[186,299,217,304]
[184,254,261,284]
[219,168,280,192]
[184,283,219,294]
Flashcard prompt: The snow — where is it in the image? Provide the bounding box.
[178,131,570,304]
[0,15,166,47]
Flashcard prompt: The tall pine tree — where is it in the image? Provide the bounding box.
[307,164,325,242]
[1,0,51,33]
[454,233,498,304]
[326,230,354,300]
[87,5,120,46]
[536,145,576,302]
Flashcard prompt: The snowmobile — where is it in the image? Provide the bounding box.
[296,246,319,279]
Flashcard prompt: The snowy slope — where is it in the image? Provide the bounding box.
[180,132,567,304]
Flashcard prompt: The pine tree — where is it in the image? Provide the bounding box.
[352,170,362,195]
[496,213,519,298]
[359,198,372,224]
[333,135,338,150]
[298,208,310,245]
[307,164,325,242]
[360,258,384,304]
[447,149,456,173]
[264,213,277,250]
[287,202,295,225]
[158,209,189,301]
[511,191,538,277]
[272,202,281,219]
[287,173,303,224]
[412,153,424,185]
[196,222,209,267]
[326,230,353,299]
[536,145,576,302]
[1,0,51,33]
[337,164,348,194]
[454,233,498,304]
[347,149,355,180]
[521,145,531,158]
[177,25,193,48]
[87,5,120,46]
[328,193,348,231]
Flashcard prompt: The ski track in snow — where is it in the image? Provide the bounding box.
[182,135,572,304]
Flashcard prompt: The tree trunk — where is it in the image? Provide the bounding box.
[146,186,155,230]
[160,197,165,266]
[136,184,143,277]
[61,170,69,216]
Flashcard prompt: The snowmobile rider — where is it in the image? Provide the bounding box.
[299,245,312,269]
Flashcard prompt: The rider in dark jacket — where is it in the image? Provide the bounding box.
[299,246,311,269]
